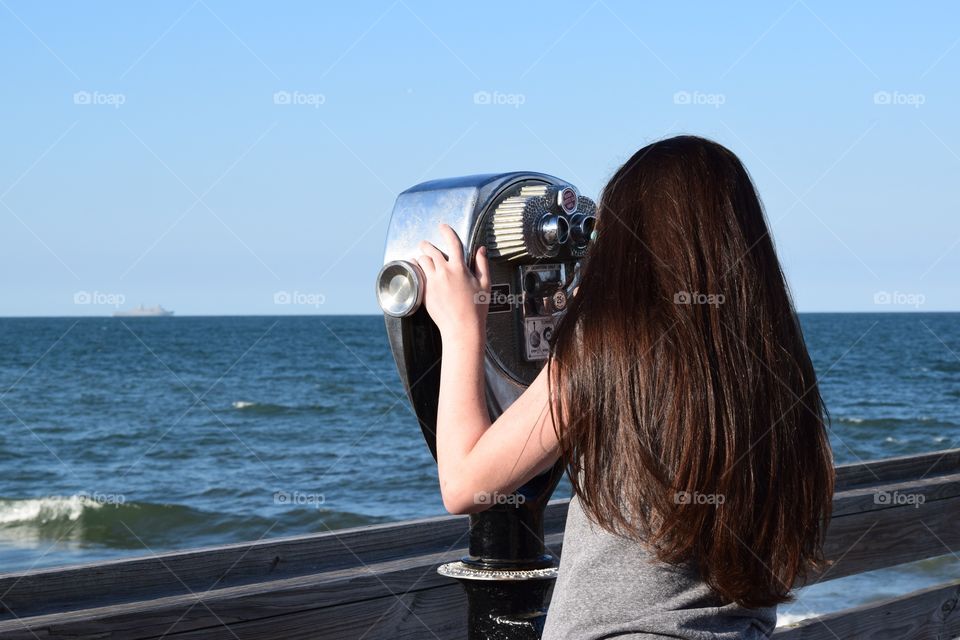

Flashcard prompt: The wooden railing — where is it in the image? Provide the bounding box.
[0,449,957,639]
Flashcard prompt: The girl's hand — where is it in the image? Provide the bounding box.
[415,224,491,341]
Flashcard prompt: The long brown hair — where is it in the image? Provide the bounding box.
[549,135,834,609]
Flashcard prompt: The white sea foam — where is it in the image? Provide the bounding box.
[232,401,256,409]
[776,611,820,627]
[0,495,102,526]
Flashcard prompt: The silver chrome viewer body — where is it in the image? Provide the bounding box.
[375,172,597,456]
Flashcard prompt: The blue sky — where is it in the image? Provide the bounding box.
[1,1,957,315]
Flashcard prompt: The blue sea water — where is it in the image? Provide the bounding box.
[0,313,957,622]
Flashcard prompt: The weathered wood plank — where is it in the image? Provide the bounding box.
[152,585,468,640]
[834,448,960,490]
[811,493,959,583]
[773,579,960,639]
[830,471,960,516]
[0,538,515,639]
[0,584,470,640]
[0,503,566,623]
[0,513,476,617]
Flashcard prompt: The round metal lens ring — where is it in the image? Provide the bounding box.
[376,260,425,318]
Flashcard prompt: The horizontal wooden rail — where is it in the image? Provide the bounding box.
[774,579,960,639]
[0,448,956,639]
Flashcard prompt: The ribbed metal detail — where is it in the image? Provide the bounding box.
[485,185,551,260]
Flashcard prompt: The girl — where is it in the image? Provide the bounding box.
[414,136,834,639]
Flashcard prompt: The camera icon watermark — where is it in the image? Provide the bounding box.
[473,491,526,507]
[273,290,326,308]
[873,290,925,308]
[78,491,126,506]
[675,491,726,505]
[473,90,526,109]
[73,91,126,109]
[475,289,525,307]
[273,90,326,108]
[274,490,326,508]
[674,290,725,307]
[74,290,126,308]
[673,90,725,109]
[874,490,925,509]
[873,90,925,108]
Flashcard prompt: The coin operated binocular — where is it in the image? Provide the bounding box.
[376,173,596,639]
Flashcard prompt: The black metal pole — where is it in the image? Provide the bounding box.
[438,464,563,639]
[438,561,557,640]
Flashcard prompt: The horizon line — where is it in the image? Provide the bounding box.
[1,309,959,319]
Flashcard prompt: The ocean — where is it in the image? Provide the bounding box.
[0,313,957,623]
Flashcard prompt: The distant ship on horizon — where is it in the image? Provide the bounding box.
[113,304,174,318]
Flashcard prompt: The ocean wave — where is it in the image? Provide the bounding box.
[0,495,390,550]
[0,495,248,550]
[835,416,956,429]
[930,361,960,374]
[231,400,335,415]
[0,495,208,527]
[0,495,98,526]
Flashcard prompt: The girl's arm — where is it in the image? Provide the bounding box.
[416,224,561,514]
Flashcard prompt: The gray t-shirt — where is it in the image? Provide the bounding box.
[542,495,777,639]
